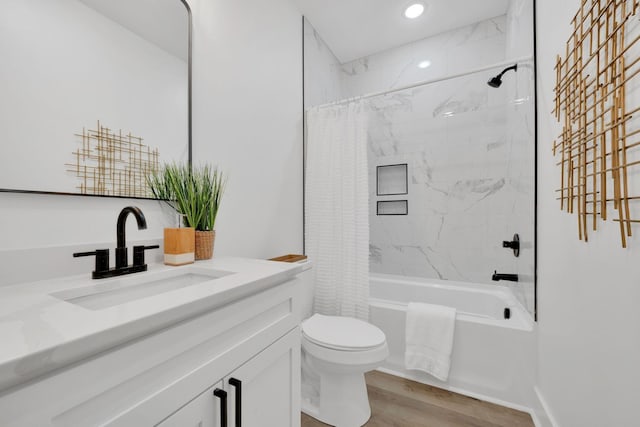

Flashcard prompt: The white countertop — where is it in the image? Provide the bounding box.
[0,257,306,393]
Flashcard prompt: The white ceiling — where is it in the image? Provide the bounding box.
[295,0,510,63]
[78,0,189,61]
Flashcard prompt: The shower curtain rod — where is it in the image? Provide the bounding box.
[310,55,533,110]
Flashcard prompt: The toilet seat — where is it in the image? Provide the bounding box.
[302,314,386,351]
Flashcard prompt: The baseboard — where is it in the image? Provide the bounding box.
[375,367,535,415]
[300,400,319,419]
[530,386,559,427]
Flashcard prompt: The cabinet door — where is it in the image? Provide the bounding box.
[157,381,225,427]
[226,328,300,427]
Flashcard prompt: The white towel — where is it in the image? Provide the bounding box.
[404,302,456,381]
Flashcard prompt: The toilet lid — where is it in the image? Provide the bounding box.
[302,314,386,351]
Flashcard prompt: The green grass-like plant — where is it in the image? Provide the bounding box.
[147,163,226,231]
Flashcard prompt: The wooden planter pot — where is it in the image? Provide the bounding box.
[164,227,195,266]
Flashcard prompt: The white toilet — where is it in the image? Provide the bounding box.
[301,313,389,427]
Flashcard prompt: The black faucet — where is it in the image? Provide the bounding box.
[116,206,147,269]
[492,271,519,282]
[74,206,159,279]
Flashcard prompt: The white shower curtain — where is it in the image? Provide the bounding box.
[305,101,370,321]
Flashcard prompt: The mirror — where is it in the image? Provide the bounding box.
[300,0,536,318]
[0,0,191,198]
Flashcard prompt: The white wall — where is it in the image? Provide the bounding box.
[536,0,640,425]
[0,193,170,286]
[0,0,304,284]
[189,0,303,259]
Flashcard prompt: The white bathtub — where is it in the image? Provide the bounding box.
[369,273,536,411]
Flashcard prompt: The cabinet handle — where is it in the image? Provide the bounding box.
[213,388,228,427]
[228,378,242,427]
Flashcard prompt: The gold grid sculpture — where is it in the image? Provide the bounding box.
[67,120,159,198]
[553,0,640,247]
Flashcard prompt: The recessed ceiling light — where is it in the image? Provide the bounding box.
[418,60,431,69]
[404,3,425,19]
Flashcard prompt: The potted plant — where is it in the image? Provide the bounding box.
[147,163,226,261]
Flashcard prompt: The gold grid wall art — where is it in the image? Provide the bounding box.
[553,0,640,247]
[67,120,159,198]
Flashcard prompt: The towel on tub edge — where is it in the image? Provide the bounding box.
[404,302,456,381]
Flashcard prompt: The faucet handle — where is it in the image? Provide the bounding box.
[73,249,110,275]
[501,233,520,257]
[133,245,160,267]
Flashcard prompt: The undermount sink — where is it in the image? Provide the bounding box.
[51,267,233,310]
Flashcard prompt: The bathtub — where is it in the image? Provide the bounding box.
[369,273,536,411]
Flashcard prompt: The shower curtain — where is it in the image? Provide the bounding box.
[305,101,370,320]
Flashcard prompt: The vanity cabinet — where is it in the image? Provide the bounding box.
[158,329,299,427]
[224,328,299,427]
[0,272,302,427]
[157,381,223,427]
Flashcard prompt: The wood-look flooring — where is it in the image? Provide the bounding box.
[301,371,534,427]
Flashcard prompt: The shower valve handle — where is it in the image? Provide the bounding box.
[502,234,520,257]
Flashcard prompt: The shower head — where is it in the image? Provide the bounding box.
[487,64,518,88]
[487,76,503,88]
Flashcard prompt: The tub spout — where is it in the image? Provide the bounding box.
[492,271,518,282]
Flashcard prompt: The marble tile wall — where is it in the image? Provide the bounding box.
[339,16,507,99]
[303,18,343,109]
[303,10,535,316]
[504,0,535,315]
[366,70,521,287]
[351,14,535,315]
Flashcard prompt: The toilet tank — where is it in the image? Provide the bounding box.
[295,260,314,321]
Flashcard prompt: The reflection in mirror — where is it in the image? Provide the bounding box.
[301,0,536,317]
[0,0,190,198]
